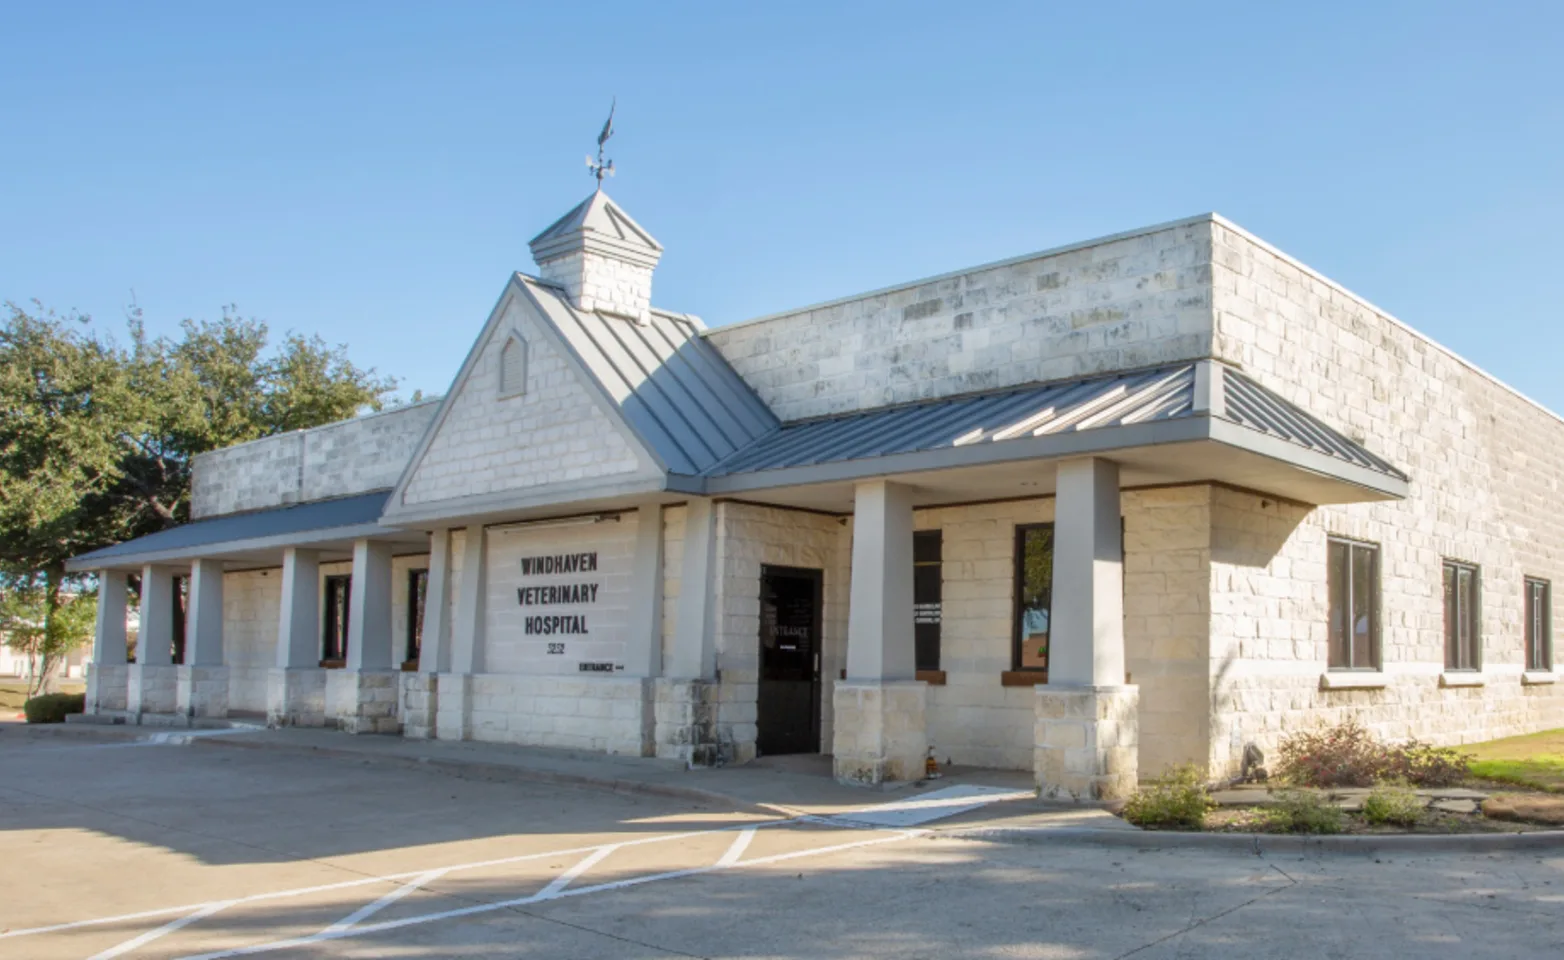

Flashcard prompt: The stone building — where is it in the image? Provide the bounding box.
[71,189,1563,799]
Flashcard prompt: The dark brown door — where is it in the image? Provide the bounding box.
[757,565,823,756]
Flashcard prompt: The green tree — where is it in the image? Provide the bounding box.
[0,301,395,688]
[0,578,97,696]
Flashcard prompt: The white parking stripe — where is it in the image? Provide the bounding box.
[714,826,757,867]
[322,868,447,934]
[87,900,237,960]
[535,845,620,900]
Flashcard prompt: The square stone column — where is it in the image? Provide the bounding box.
[87,570,130,715]
[1035,457,1138,801]
[128,565,179,717]
[655,498,720,763]
[437,525,487,741]
[267,548,326,728]
[330,539,398,734]
[833,480,927,785]
[403,529,451,739]
[176,558,228,718]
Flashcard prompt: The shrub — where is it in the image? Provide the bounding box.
[1275,720,1475,788]
[23,692,85,724]
[1121,764,1212,829]
[1263,790,1345,834]
[1274,719,1385,787]
[1362,782,1424,827]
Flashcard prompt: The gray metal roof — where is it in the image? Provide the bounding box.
[704,362,1407,483]
[69,491,391,568]
[1222,370,1406,479]
[521,277,780,476]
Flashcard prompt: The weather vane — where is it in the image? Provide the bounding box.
[586,99,615,186]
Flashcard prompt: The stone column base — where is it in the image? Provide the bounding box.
[175,665,230,718]
[400,673,439,739]
[653,678,720,765]
[831,680,927,786]
[1034,684,1139,802]
[434,673,472,741]
[127,664,179,716]
[325,669,400,734]
[87,663,130,714]
[267,668,327,728]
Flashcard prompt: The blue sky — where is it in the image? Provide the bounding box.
[3,2,1561,410]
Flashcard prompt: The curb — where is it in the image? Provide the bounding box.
[942,823,1564,854]
[191,735,769,814]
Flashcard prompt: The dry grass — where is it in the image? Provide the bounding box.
[1483,793,1564,826]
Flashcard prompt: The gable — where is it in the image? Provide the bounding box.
[397,293,652,510]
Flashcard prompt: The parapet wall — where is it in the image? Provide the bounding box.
[190,400,439,518]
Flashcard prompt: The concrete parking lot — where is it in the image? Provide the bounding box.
[1,724,1561,960]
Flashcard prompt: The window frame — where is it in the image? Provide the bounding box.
[1011,522,1055,678]
[406,567,429,667]
[1327,537,1381,672]
[322,574,353,664]
[1525,577,1553,673]
[912,530,942,673]
[1442,559,1482,673]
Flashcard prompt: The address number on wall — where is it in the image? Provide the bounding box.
[547,642,565,655]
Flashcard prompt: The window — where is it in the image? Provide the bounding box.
[1443,561,1481,672]
[171,575,189,665]
[322,574,352,663]
[1526,578,1552,672]
[407,568,429,665]
[913,531,942,672]
[1328,538,1380,671]
[499,334,527,398]
[1012,524,1054,676]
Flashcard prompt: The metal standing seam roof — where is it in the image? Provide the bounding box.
[522,278,780,476]
[68,490,392,567]
[702,363,1408,482]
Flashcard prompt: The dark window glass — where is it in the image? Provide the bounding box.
[407,568,429,665]
[1443,561,1481,671]
[1327,538,1379,670]
[171,575,189,665]
[1526,578,1552,673]
[1013,524,1054,675]
[913,531,941,672]
[323,575,352,662]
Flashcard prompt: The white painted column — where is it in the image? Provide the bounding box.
[185,558,225,667]
[419,529,453,675]
[268,547,326,728]
[275,548,320,669]
[129,565,176,716]
[93,571,129,666]
[1049,457,1126,686]
[138,566,174,666]
[1034,456,1137,802]
[438,524,487,741]
[626,504,665,679]
[451,525,487,675]
[834,480,926,785]
[87,570,130,714]
[667,498,716,679]
[177,558,229,718]
[346,539,394,671]
[846,480,916,681]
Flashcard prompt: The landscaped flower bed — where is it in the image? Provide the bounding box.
[1119,722,1564,835]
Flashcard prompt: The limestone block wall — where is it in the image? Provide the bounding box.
[659,505,686,668]
[463,674,651,755]
[190,401,438,519]
[705,218,1215,421]
[1203,223,1564,769]
[224,569,280,714]
[911,490,1211,774]
[399,297,646,507]
[711,502,851,762]
[539,251,655,318]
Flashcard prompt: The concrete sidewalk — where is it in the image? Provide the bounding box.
[190,725,1060,819]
